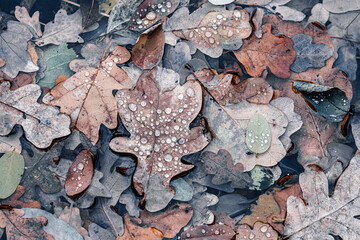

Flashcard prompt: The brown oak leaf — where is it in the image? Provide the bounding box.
[233,23,296,78]
[0,185,40,209]
[109,67,210,212]
[181,224,236,239]
[58,206,88,236]
[15,6,42,37]
[43,46,132,144]
[236,222,278,240]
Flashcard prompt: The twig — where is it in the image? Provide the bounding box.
[62,0,110,17]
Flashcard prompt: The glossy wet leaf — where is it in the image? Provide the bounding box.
[246,114,271,154]
[0,152,24,199]
[181,224,235,239]
[293,81,350,122]
[236,222,278,240]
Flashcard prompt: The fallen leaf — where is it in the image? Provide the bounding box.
[0,21,39,78]
[290,34,333,73]
[65,150,94,197]
[43,45,132,144]
[58,206,88,236]
[85,223,115,240]
[208,0,235,5]
[265,1,305,22]
[38,42,76,89]
[0,152,24,199]
[109,67,210,212]
[293,81,350,122]
[170,178,193,201]
[181,224,236,239]
[0,185,40,208]
[0,208,54,240]
[0,125,23,153]
[233,24,296,78]
[9,73,33,90]
[36,9,84,46]
[163,42,192,72]
[119,214,163,239]
[322,0,360,13]
[0,82,71,148]
[284,153,360,239]
[307,3,329,26]
[201,149,252,188]
[14,6,42,37]
[215,194,254,216]
[236,222,278,240]
[132,25,165,69]
[246,114,272,154]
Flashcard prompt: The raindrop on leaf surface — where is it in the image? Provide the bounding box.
[246,114,271,154]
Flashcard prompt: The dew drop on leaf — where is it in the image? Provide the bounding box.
[246,114,271,154]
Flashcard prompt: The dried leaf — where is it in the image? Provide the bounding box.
[132,25,165,69]
[36,9,84,46]
[265,1,305,22]
[14,6,42,37]
[181,224,235,239]
[201,149,252,188]
[284,153,360,239]
[0,208,54,240]
[44,46,132,144]
[163,42,192,72]
[323,0,360,13]
[170,178,193,201]
[0,185,40,208]
[0,125,22,153]
[215,194,254,216]
[119,214,163,239]
[65,150,94,197]
[0,152,24,199]
[109,67,210,211]
[85,223,115,240]
[0,21,39,78]
[0,82,71,148]
[233,24,296,78]
[290,34,333,73]
[58,206,88,236]
[173,9,252,58]
[236,222,278,240]
[307,3,329,26]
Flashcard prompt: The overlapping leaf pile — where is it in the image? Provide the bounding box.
[0,0,359,239]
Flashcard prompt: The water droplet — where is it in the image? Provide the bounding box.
[165,108,172,114]
[209,37,215,44]
[215,230,219,235]
[201,229,206,234]
[260,226,268,232]
[85,72,90,77]
[78,183,82,187]
[249,232,255,239]
[165,173,169,178]
[73,168,76,172]
[141,101,147,107]
[178,94,184,100]
[154,144,160,152]
[77,163,84,170]
[186,233,191,238]
[217,14,223,19]
[129,103,137,112]
[146,11,156,20]
[164,154,173,162]
[141,138,148,144]
[234,10,241,18]
[166,2,171,8]
[136,18,142,24]
[205,31,212,37]
[227,30,233,37]
[155,130,160,136]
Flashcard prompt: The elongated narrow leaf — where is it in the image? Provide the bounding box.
[246,114,271,154]
[0,152,24,199]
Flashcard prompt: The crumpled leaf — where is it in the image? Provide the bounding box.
[109,67,210,212]
[0,125,22,153]
[132,25,165,69]
[293,81,350,122]
[0,208,54,240]
[290,34,333,73]
[22,208,83,240]
[0,152,24,199]
[172,8,252,58]
[284,153,360,239]
[38,42,76,89]
[0,82,71,148]
[43,45,132,144]
[128,0,180,32]
[236,222,278,240]
[201,149,252,188]
[36,9,84,46]
[0,21,39,78]
[203,95,288,172]
[234,23,296,78]
[14,6,42,37]
[322,0,360,13]
[65,150,94,197]
[58,206,88,237]
[181,224,235,239]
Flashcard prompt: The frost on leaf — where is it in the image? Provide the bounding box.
[203,95,288,172]
[43,46,132,144]
[284,153,360,239]
[171,8,252,58]
[0,82,71,149]
[109,67,210,212]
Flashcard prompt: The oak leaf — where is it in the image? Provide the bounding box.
[233,24,296,78]
[0,125,22,153]
[0,185,40,209]
[43,46,132,144]
[14,6,42,37]
[0,82,71,148]
[181,224,235,239]
[110,67,210,211]
[236,222,278,240]
[58,206,88,236]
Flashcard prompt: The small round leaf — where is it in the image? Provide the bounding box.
[0,151,25,199]
[246,114,271,154]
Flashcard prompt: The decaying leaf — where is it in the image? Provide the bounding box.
[58,206,88,236]
[234,24,296,78]
[14,6,42,37]
[203,95,288,172]
[290,34,333,73]
[36,9,84,46]
[119,214,163,239]
[44,46,132,144]
[322,0,360,13]
[0,208,55,240]
[65,150,94,197]
[236,222,278,240]
[85,223,115,240]
[265,0,305,22]
[293,81,350,122]
[128,0,180,31]
[201,149,252,188]
[0,125,22,153]
[0,82,71,148]
[0,152,24,199]
[0,185,40,209]
[284,153,360,239]
[0,21,39,78]
[172,9,252,58]
[216,194,254,216]
[181,224,235,239]
[109,67,210,211]
[163,42,192,72]
[132,25,165,69]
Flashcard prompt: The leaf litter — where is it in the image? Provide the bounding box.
[0,0,359,239]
